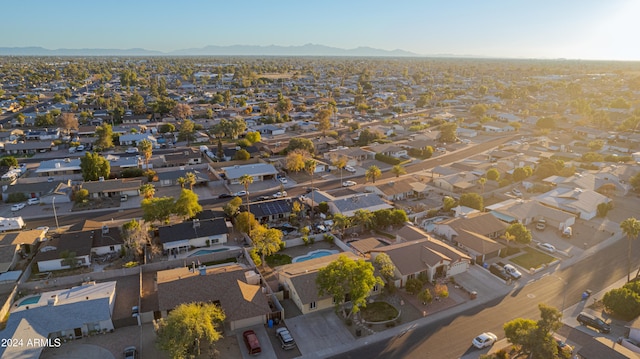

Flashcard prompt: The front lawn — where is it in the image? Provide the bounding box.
[510,247,556,270]
[360,301,399,322]
[265,253,292,267]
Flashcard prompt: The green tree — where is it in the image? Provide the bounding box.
[504,304,563,359]
[631,172,640,193]
[486,168,500,181]
[245,131,261,144]
[0,156,18,167]
[141,197,175,224]
[373,253,396,286]
[602,287,640,320]
[80,152,110,181]
[506,222,532,244]
[60,250,78,269]
[418,288,433,304]
[95,123,114,150]
[236,212,259,234]
[250,225,283,267]
[503,318,539,356]
[365,165,382,183]
[234,149,250,160]
[137,139,153,170]
[315,108,332,134]
[74,189,89,203]
[391,164,406,178]
[405,278,423,295]
[536,117,556,129]
[332,213,351,239]
[353,209,374,230]
[438,122,458,143]
[223,197,243,218]
[174,189,202,220]
[128,92,147,115]
[156,302,225,359]
[459,192,484,211]
[621,217,640,282]
[139,183,155,199]
[316,254,383,317]
[287,137,315,154]
[285,149,309,173]
[159,123,176,133]
[478,177,487,193]
[443,196,456,212]
[239,174,253,216]
[178,119,196,146]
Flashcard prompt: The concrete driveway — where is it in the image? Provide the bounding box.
[285,309,354,355]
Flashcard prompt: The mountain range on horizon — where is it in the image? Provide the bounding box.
[0,43,430,57]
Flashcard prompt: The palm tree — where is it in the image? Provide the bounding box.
[332,156,347,184]
[177,177,186,189]
[305,159,317,217]
[139,183,155,199]
[621,217,640,282]
[391,164,406,178]
[332,213,351,239]
[478,177,487,193]
[185,172,197,190]
[366,165,382,183]
[239,174,254,215]
[353,209,373,231]
[137,139,153,170]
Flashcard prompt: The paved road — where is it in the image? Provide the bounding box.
[330,235,639,359]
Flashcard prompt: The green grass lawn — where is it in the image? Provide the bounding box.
[360,301,399,322]
[510,247,556,270]
[265,253,292,267]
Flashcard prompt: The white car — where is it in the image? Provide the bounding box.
[279,177,288,184]
[125,147,139,154]
[344,166,356,173]
[27,197,40,205]
[234,191,248,197]
[273,191,288,198]
[512,188,523,197]
[11,203,26,212]
[342,180,357,187]
[503,264,522,280]
[538,242,556,253]
[472,332,498,349]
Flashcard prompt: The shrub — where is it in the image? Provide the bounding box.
[74,189,89,203]
[405,278,423,295]
[123,261,138,268]
[121,167,144,178]
[375,153,403,165]
[324,234,334,244]
[417,272,429,284]
[418,288,433,304]
[435,283,449,298]
[602,287,640,320]
[6,192,27,203]
[249,249,261,266]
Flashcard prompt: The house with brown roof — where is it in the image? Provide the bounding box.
[34,234,92,272]
[81,178,141,199]
[365,177,416,201]
[433,213,508,262]
[432,172,480,193]
[157,265,270,331]
[276,252,378,314]
[0,229,46,273]
[486,198,575,231]
[370,232,471,287]
[162,148,202,167]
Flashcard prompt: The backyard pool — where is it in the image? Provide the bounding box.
[18,295,41,307]
[292,249,339,263]
[188,248,229,257]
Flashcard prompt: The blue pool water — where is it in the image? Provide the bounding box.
[292,249,339,263]
[18,295,41,307]
[188,248,229,257]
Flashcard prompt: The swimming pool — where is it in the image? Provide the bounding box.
[292,249,339,263]
[188,248,229,257]
[18,295,41,307]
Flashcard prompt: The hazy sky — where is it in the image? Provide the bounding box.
[2,0,639,60]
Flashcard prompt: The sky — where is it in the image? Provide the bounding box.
[2,0,639,61]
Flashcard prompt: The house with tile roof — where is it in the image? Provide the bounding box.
[157,265,270,331]
[158,218,229,253]
[81,178,141,199]
[432,171,480,192]
[433,213,508,262]
[370,233,471,287]
[534,187,610,220]
[365,177,416,201]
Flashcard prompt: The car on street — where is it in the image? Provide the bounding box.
[537,242,556,253]
[472,332,498,349]
[123,346,138,359]
[234,190,248,197]
[279,177,288,184]
[218,193,232,199]
[342,180,357,187]
[344,166,356,173]
[577,312,610,333]
[125,147,139,154]
[11,203,26,212]
[273,191,287,198]
[257,195,271,201]
[305,187,319,193]
[275,327,297,350]
[503,264,522,280]
[535,219,546,231]
[27,197,40,205]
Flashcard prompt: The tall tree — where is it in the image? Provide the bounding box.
[621,217,640,282]
[438,122,458,143]
[305,159,317,215]
[174,189,202,220]
[373,253,396,287]
[80,152,110,181]
[286,149,309,173]
[332,213,351,239]
[137,139,153,170]
[250,225,284,267]
[315,108,332,134]
[459,192,484,211]
[245,131,261,144]
[506,223,532,244]
[171,103,192,120]
[239,174,253,216]
[331,155,348,183]
[141,197,175,224]
[139,183,155,199]
[365,165,382,183]
[316,255,383,317]
[178,119,196,146]
[156,302,225,359]
[121,219,152,260]
[503,304,563,359]
[95,123,114,150]
[353,209,374,230]
[57,112,79,135]
[287,137,315,154]
[391,164,406,178]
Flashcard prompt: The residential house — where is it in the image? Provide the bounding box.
[108,155,143,176]
[221,163,278,184]
[276,252,374,314]
[323,147,374,167]
[162,149,202,167]
[534,187,610,220]
[118,133,158,147]
[247,198,292,223]
[0,229,46,273]
[432,172,480,193]
[35,158,81,177]
[1,180,71,203]
[253,124,285,136]
[158,218,229,254]
[328,193,394,217]
[486,198,576,230]
[157,265,270,331]
[312,136,339,152]
[81,179,141,199]
[24,129,60,141]
[370,234,471,287]
[156,169,209,187]
[364,143,407,158]
[34,234,92,272]
[543,172,627,196]
[365,177,416,201]
[348,237,386,257]
[433,213,507,262]
[40,182,73,204]
[0,282,117,359]
[4,141,54,155]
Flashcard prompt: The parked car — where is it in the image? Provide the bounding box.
[489,263,511,281]
[131,306,139,317]
[123,346,137,359]
[218,193,232,199]
[577,312,610,333]
[472,332,498,349]
[11,203,26,212]
[125,147,139,154]
[344,166,356,173]
[242,330,262,355]
[512,188,523,197]
[503,264,522,280]
[273,191,287,198]
[535,219,546,231]
[305,187,319,193]
[275,327,296,350]
[120,194,128,202]
[537,242,556,253]
[234,190,248,197]
[27,197,40,205]
[436,147,447,153]
[257,195,271,201]
[342,180,357,187]
[562,227,573,238]
[76,145,85,151]
[279,177,288,184]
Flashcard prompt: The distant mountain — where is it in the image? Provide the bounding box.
[0,44,419,57]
